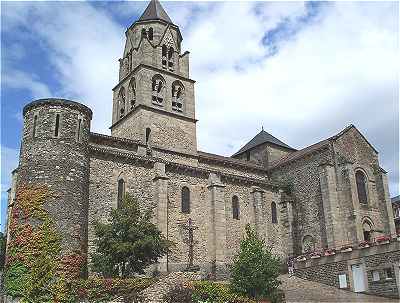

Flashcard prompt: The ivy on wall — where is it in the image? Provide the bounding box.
[4,185,153,302]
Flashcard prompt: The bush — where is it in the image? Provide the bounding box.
[192,281,256,303]
[78,277,154,303]
[163,284,193,303]
[230,225,282,302]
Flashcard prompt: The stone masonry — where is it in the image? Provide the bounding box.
[5,0,398,292]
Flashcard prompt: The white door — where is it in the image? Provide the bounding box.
[352,264,366,292]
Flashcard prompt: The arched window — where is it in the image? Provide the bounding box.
[162,45,167,67]
[302,235,315,253]
[145,127,151,145]
[117,179,125,208]
[151,75,165,105]
[118,87,126,118]
[271,202,278,224]
[181,186,190,214]
[362,220,373,242]
[356,170,368,204]
[168,47,174,69]
[141,28,147,39]
[172,81,184,112]
[128,78,136,110]
[232,196,240,220]
[148,28,153,41]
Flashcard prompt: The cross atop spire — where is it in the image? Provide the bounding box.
[139,0,173,24]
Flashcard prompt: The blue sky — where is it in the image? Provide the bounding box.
[1,1,399,231]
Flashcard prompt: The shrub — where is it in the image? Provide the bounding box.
[230,224,282,302]
[192,281,256,303]
[163,284,193,303]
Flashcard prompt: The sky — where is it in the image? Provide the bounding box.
[1,1,399,231]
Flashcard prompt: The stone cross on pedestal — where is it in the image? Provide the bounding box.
[178,218,199,270]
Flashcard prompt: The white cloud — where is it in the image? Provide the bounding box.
[3,70,52,99]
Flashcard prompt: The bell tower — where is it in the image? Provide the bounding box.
[110,0,197,154]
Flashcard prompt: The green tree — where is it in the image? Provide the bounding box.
[230,224,282,302]
[91,194,171,278]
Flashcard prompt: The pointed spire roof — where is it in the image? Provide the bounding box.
[232,130,295,157]
[139,0,172,23]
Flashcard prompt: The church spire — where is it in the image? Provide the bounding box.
[139,0,172,24]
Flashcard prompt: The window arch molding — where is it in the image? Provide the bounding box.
[171,80,185,112]
[232,195,240,220]
[180,184,191,214]
[355,168,368,205]
[151,74,166,105]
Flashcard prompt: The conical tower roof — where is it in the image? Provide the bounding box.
[139,0,172,23]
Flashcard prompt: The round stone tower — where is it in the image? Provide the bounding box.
[18,98,92,255]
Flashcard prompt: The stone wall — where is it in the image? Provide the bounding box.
[294,240,400,298]
[270,146,332,254]
[87,142,287,278]
[17,98,92,255]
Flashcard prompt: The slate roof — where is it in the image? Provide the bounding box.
[232,130,295,157]
[138,0,173,23]
[392,195,400,204]
[269,124,381,170]
[269,139,330,169]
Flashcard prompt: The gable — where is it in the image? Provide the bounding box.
[332,125,378,166]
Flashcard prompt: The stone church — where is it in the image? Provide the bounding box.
[7,0,396,279]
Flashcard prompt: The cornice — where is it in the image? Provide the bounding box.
[89,145,282,190]
[109,104,197,130]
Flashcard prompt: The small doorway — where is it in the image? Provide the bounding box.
[352,264,366,292]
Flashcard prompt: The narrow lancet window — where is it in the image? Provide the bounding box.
[181,186,190,214]
[271,202,277,224]
[117,179,125,208]
[77,118,82,142]
[54,113,60,137]
[148,28,153,41]
[145,127,151,145]
[33,114,38,138]
[232,196,240,220]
